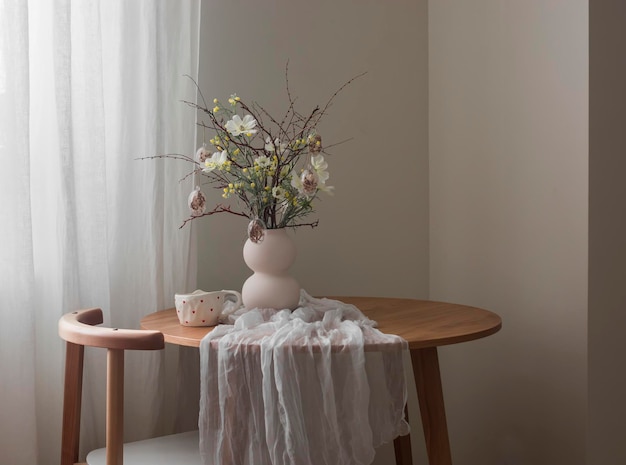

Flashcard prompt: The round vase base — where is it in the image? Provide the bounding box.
[242,274,300,311]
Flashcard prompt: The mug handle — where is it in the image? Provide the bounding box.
[222,290,242,308]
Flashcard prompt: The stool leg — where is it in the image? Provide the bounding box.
[107,349,124,465]
[61,342,84,465]
[411,347,452,465]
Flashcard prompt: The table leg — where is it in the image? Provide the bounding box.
[411,347,452,465]
[393,404,413,465]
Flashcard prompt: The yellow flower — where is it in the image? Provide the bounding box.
[233,148,240,155]
[250,182,256,188]
[213,106,220,113]
[213,98,218,104]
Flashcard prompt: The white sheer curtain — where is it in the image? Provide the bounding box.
[0,1,201,464]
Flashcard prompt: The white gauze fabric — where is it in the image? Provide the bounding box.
[199,290,410,465]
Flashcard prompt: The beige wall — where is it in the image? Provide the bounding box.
[196,0,429,301]
[196,1,429,464]
[429,1,588,464]
[589,1,626,463]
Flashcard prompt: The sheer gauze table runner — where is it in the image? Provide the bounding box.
[198,291,410,465]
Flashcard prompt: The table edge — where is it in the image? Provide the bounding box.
[140,296,503,350]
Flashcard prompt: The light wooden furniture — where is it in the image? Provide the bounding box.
[141,297,502,465]
[58,308,202,465]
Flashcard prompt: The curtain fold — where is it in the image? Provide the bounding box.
[0,1,38,464]
[0,1,201,464]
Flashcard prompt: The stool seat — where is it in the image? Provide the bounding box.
[86,430,200,465]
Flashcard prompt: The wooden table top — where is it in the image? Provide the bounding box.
[140,296,502,350]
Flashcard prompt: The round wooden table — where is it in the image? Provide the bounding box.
[141,297,501,465]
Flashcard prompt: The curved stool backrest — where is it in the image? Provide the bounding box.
[58,308,164,465]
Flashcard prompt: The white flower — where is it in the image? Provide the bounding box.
[303,154,333,195]
[317,183,334,195]
[203,150,228,172]
[310,154,330,183]
[279,165,291,178]
[254,155,272,169]
[265,136,287,155]
[225,114,258,136]
[272,186,287,201]
[291,171,304,193]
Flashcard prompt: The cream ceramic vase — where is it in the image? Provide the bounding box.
[241,228,301,310]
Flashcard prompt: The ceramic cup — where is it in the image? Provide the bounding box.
[174,289,242,327]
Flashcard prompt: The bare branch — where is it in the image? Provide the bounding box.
[179,204,250,229]
[136,153,199,165]
[291,219,319,229]
[313,71,367,126]
[182,74,209,111]
[321,137,354,152]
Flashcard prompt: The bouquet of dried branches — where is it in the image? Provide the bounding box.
[148,68,364,241]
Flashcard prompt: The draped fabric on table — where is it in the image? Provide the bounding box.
[0,1,201,464]
[199,291,410,465]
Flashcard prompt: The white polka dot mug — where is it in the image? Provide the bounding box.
[174,289,242,326]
